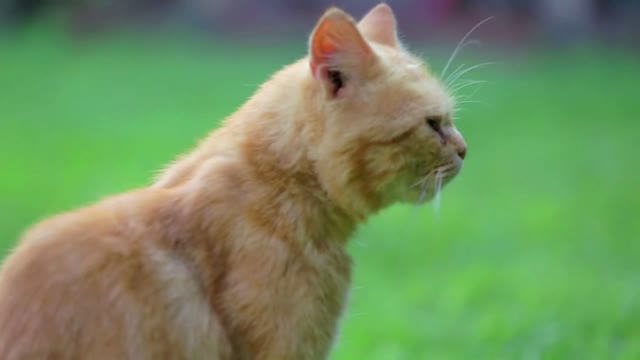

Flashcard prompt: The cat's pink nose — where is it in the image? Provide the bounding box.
[458,147,467,160]
[449,127,467,160]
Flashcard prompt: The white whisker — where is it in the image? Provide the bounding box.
[413,167,439,206]
[456,84,487,104]
[445,63,466,86]
[413,163,453,208]
[412,168,436,188]
[417,182,430,204]
[456,100,487,106]
[449,80,487,96]
[441,17,494,79]
[452,79,489,115]
[447,62,495,88]
[445,43,486,86]
[449,73,490,117]
[433,168,444,214]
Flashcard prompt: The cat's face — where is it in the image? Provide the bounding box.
[309,4,467,216]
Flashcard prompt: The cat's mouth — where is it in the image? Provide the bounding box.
[411,158,462,204]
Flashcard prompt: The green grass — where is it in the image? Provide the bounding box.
[1,27,639,359]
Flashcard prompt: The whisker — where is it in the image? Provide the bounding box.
[417,182,430,204]
[433,169,444,214]
[413,167,438,206]
[414,163,452,207]
[452,79,489,116]
[456,100,487,106]
[412,168,436,188]
[455,84,487,106]
[441,17,494,79]
[444,63,466,86]
[449,80,487,96]
[445,52,482,87]
[447,62,495,89]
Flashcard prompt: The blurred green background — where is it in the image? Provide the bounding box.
[1,0,640,359]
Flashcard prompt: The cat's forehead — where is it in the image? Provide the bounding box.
[377,47,452,114]
[375,46,438,84]
[377,46,424,73]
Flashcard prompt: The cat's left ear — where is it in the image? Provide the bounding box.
[309,8,375,98]
[357,3,400,48]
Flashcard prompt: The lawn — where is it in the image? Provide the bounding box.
[1,26,639,359]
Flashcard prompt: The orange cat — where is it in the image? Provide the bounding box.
[0,4,466,359]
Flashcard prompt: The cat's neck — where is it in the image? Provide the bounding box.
[163,60,358,247]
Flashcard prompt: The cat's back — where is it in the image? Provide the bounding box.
[0,189,229,359]
[0,189,174,285]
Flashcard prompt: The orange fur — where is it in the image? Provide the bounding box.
[0,4,467,359]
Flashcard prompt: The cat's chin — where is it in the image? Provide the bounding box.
[407,159,463,205]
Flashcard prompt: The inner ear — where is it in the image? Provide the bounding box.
[309,7,374,98]
[327,70,345,97]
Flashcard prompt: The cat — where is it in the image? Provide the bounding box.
[0,3,467,360]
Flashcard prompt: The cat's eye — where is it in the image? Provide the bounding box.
[426,116,442,132]
[425,116,446,144]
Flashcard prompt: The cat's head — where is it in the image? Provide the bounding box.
[307,4,467,218]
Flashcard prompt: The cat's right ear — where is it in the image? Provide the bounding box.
[309,8,375,98]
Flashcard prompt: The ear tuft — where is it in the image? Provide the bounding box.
[358,3,399,48]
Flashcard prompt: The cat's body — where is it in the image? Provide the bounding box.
[0,4,467,360]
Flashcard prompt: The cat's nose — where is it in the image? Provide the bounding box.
[449,127,467,160]
[457,147,467,160]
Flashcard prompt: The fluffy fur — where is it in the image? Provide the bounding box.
[0,4,467,359]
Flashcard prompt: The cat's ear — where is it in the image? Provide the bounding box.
[358,3,399,48]
[309,8,375,98]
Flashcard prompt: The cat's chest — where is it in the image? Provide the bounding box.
[223,240,352,359]
[282,245,352,320]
